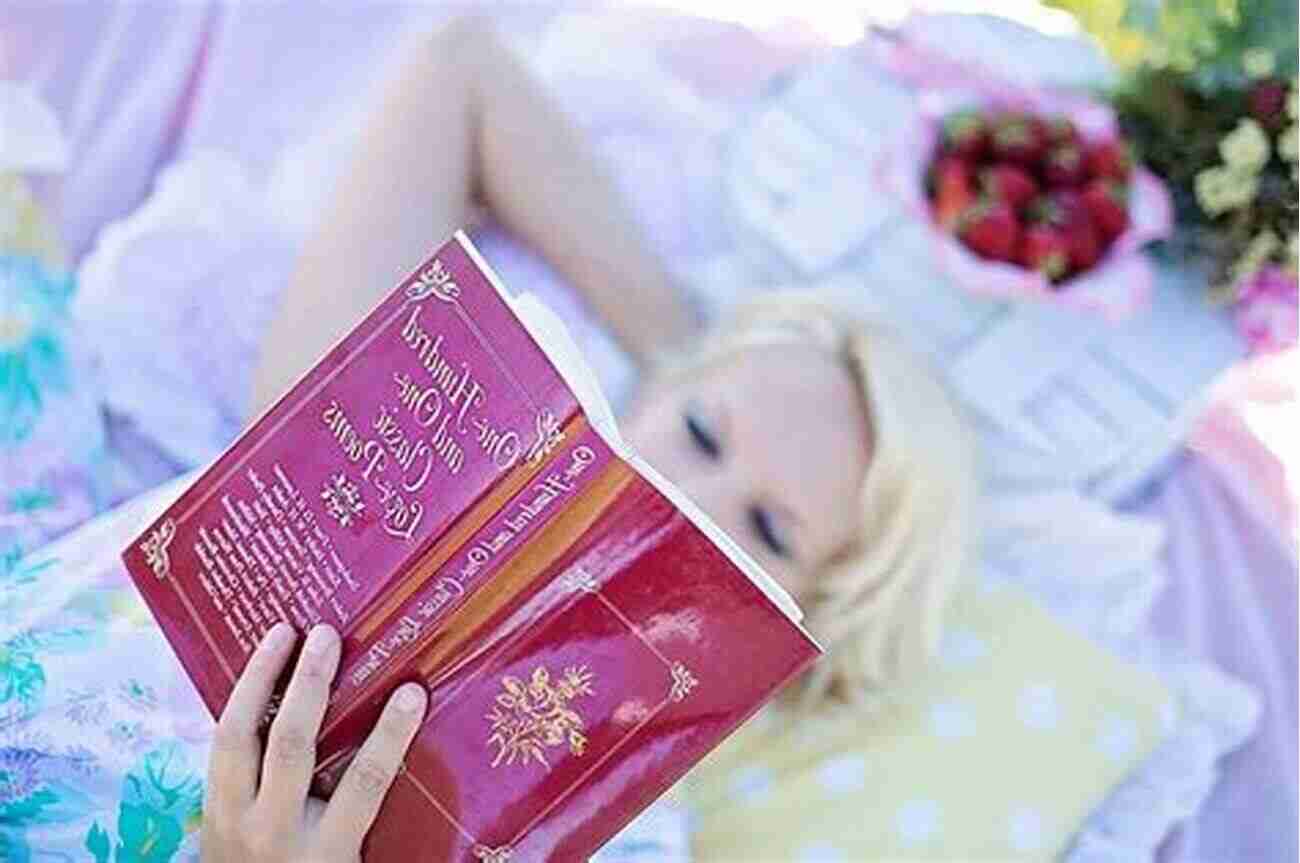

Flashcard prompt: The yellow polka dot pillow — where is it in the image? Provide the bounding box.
[679,580,1174,861]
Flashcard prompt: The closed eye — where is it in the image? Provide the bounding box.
[750,505,791,559]
[684,407,721,460]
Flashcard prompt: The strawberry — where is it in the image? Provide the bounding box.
[1042,114,1078,146]
[990,112,1047,166]
[1063,218,1102,271]
[1030,188,1087,231]
[1043,143,1087,187]
[1018,225,1071,284]
[941,110,989,159]
[957,198,1020,262]
[1084,138,1132,181]
[980,163,1039,210]
[1081,178,1130,242]
[930,156,976,229]
[1030,188,1101,272]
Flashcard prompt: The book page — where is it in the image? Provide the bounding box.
[453,233,622,448]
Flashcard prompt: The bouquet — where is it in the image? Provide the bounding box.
[1054,0,1299,354]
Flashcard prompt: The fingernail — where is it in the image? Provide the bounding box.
[304,624,337,656]
[262,622,294,651]
[394,683,426,713]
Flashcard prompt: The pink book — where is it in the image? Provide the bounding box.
[122,231,820,860]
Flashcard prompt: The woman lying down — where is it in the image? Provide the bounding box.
[13,16,974,862]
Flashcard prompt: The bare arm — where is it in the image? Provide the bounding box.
[251,16,695,413]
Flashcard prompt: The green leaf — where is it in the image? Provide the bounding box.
[0,787,57,824]
[118,744,205,845]
[0,547,56,580]
[115,801,183,863]
[0,649,46,710]
[0,826,31,863]
[85,821,112,863]
[6,626,97,657]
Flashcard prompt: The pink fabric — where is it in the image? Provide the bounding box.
[1233,266,1299,357]
[1134,454,1298,863]
[1189,351,1298,547]
[1149,354,1297,863]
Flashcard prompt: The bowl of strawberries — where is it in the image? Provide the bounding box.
[883,94,1173,322]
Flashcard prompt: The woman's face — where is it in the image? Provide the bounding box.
[622,342,873,599]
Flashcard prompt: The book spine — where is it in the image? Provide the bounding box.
[311,423,623,776]
[336,422,613,701]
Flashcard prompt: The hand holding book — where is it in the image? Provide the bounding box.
[124,232,820,860]
[203,623,427,863]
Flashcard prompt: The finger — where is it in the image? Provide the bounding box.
[208,622,297,811]
[258,623,341,827]
[318,682,427,853]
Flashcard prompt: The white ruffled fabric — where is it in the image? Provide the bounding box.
[974,474,1260,861]
[0,82,70,173]
[74,151,295,469]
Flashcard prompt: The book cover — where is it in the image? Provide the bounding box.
[122,231,821,861]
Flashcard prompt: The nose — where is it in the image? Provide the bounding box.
[662,464,733,530]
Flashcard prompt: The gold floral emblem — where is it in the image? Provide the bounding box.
[486,665,594,769]
[140,518,177,579]
[558,567,597,595]
[472,845,512,863]
[524,410,565,464]
[320,473,364,528]
[669,662,698,702]
[405,257,461,303]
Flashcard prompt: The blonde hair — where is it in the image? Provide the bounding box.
[653,290,977,708]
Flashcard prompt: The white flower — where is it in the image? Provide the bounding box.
[1289,83,1299,120]
[1279,124,1298,162]
[1220,119,1271,172]
[1195,165,1259,215]
[0,83,68,173]
[1243,48,1276,79]
[1230,229,1281,282]
[1247,229,1281,261]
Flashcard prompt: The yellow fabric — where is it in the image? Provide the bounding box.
[680,581,1173,861]
[0,174,65,267]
